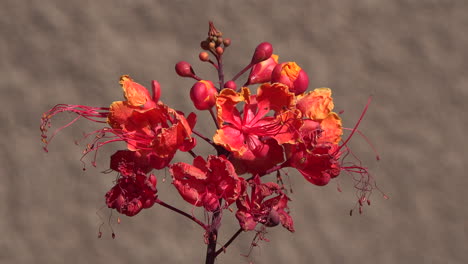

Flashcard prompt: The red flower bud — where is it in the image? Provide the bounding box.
[251,42,273,64]
[151,80,161,102]
[271,62,309,95]
[175,61,196,78]
[216,46,224,55]
[247,54,278,85]
[190,80,218,110]
[224,80,237,90]
[223,38,231,47]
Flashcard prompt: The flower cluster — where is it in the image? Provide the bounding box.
[40,21,382,262]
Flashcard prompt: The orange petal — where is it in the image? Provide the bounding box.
[296,88,334,120]
[120,75,151,107]
[318,112,343,144]
[216,87,249,126]
[256,83,295,113]
[107,101,135,129]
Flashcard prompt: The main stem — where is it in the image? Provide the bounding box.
[205,209,221,264]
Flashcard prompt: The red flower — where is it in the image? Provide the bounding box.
[105,173,158,217]
[213,83,301,174]
[110,150,152,177]
[285,88,343,186]
[107,75,197,169]
[235,175,294,232]
[170,155,243,212]
[41,75,196,170]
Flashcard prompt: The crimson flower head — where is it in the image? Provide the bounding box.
[106,172,158,217]
[40,75,197,170]
[213,83,302,174]
[107,75,197,169]
[285,88,343,186]
[236,175,294,232]
[170,155,243,212]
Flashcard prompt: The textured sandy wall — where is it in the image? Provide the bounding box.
[1,0,467,263]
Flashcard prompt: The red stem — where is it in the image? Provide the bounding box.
[217,55,225,89]
[209,108,220,129]
[231,63,254,85]
[205,209,221,264]
[215,228,243,256]
[155,199,207,229]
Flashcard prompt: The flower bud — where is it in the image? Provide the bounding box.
[216,46,224,55]
[200,40,210,50]
[223,38,231,47]
[246,54,278,85]
[224,80,237,90]
[151,80,161,102]
[251,42,273,64]
[216,37,223,45]
[190,80,218,110]
[175,61,196,78]
[271,62,309,95]
[265,209,280,227]
[208,42,216,50]
[199,52,209,62]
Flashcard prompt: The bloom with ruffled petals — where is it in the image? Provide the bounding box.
[105,173,158,216]
[40,75,196,170]
[213,83,301,174]
[285,88,343,185]
[107,75,197,169]
[170,155,243,212]
[235,175,294,232]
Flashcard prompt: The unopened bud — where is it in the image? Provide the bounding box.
[208,21,222,38]
[208,42,216,50]
[246,54,278,85]
[201,40,210,50]
[216,37,223,45]
[216,46,224,55]
[175,61,195,78]
[224,80,237,90]
[151,80,161,102]
[199,52,209,62]
[271,62,309,95]
[190,80,218,110]
[251,42,273,64]
[265,209,280,227]
[223,38,231,47]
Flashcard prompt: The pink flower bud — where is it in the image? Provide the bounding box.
[224,80,237,90]
[190,80,218,110]
[246,54,278,85]
[271,62,309,95]
[175,61,195,78]
[251,42,273,64]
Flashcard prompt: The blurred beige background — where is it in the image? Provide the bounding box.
[1,0,467,263]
